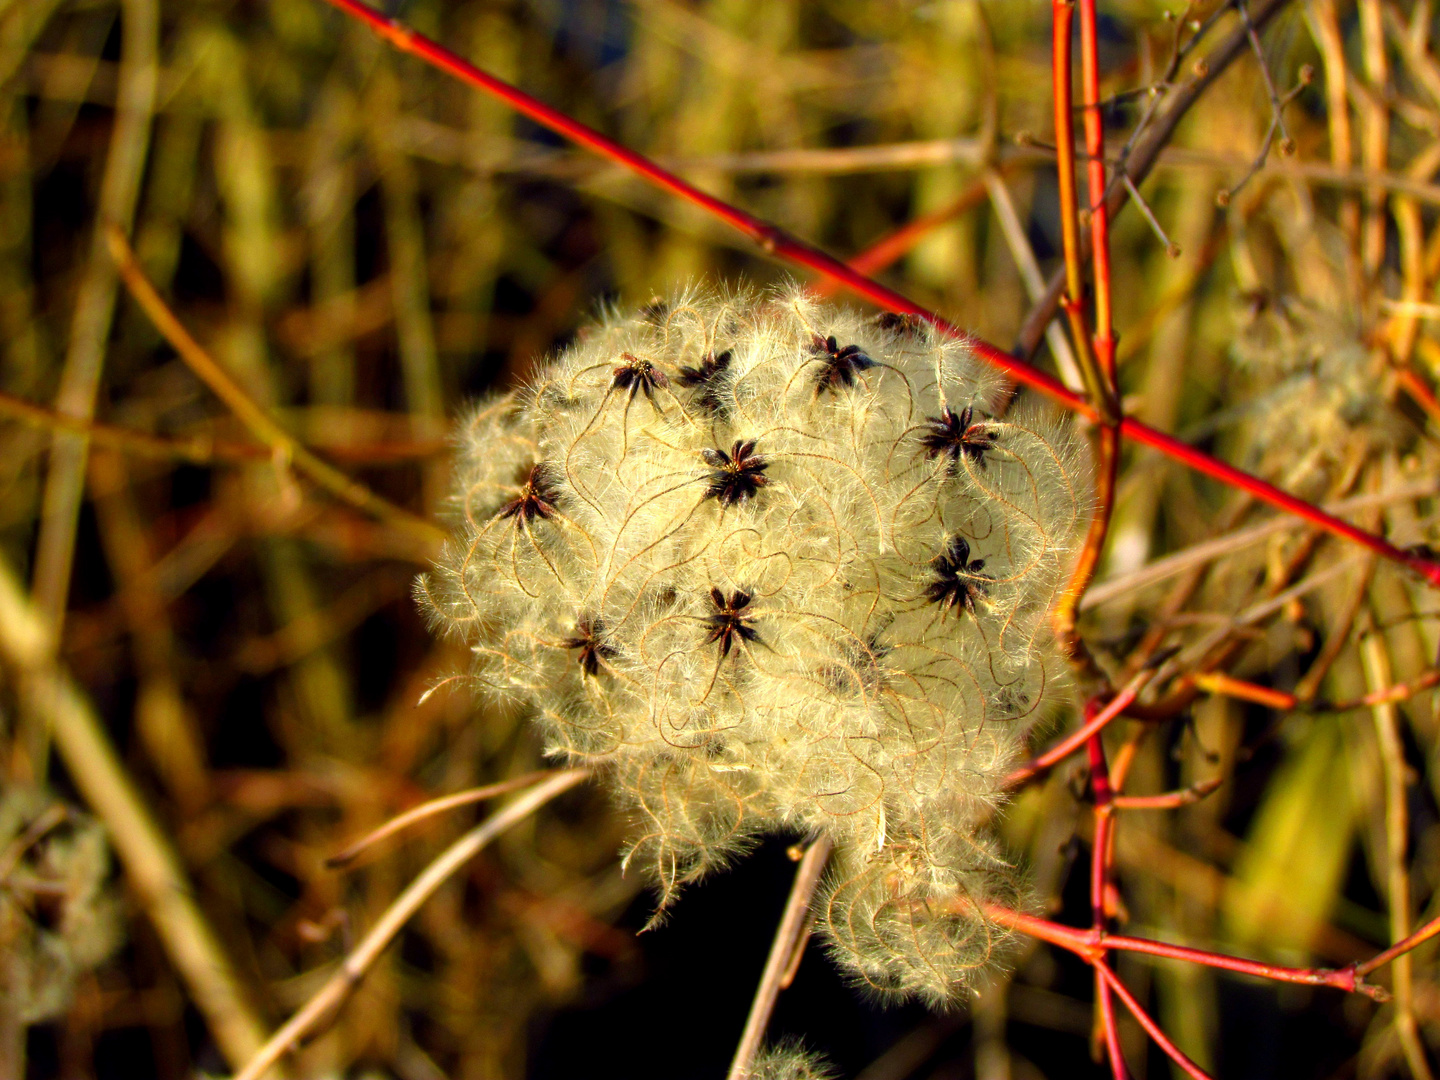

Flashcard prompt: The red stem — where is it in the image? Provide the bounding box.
[990,905,1387,999]
[315,0,1440,590]
[817,174,996,291]
[1088,731,1127,1078]
[1356,910,1440,977]
[1007,675,1147,787]
[1096,962,1131,1079]
[1096,962,1214,1080]
[1079,0,1116,385]
[1088,733,1116,925]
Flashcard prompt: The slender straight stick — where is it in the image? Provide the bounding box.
[0,557,273,1070]
[1361,633,1436,1080]
[308,0,1440,588]
[726,835,835,1080]
[230,769,588,1080]
[30,0,158,653]
[325,771,556,867]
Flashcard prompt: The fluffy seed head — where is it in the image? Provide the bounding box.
[749,1040,837,1080]
[0,787,121,1023]
[424,285,1089,1001]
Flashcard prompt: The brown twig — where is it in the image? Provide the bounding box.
[0,388,264,464]
[28,0,159,655]
[725,834,835,1080]
[229,768,588,1080]
[105,225,446,553]
[1361,629,1436,1080]
[1112,777,1223,811]
[325,772,557,868]
[0,555,274,1070]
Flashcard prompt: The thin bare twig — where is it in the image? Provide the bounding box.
[0,555,274,1070]
[725,834,835,1080]
[230,768,589,1080]
[1362,630,1436,1080]
[325,771,556,868]
[25,0,158,787]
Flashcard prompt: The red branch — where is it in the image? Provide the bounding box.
[1006,672,1152,787]
[988,906,1391,1000]
[315,0,1440,590]
[1096,962,1212,1080]
[1088,731,1127,1077]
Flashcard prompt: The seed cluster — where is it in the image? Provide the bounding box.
[424,287,1088,1002]
[0,788,119,1024]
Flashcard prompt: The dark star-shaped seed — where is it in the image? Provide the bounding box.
[497,463,561,525]
[925,536,992,619]
[612,352,669,405]
[809,333,877,394]
[675,348,732,414]
[701,439,769,508]
[563,615,617,677]
[921,405,997,471]
[702,587,761,660]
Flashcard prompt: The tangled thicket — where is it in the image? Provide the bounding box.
[423,288,1089,1002]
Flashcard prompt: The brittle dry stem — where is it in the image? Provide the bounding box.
[0,555,273,1070]
[29,0,157,631]
[1358,0,1391,279]
[0,387,266,465]
[325,771,557,868]
[229,768,588,1080]
[104,226,445,553]
[1361,628,1435,1080]
[983,168,1085,391]
[725,834,835,1080]
[313,0,1440,590]
[25,0,157,785]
